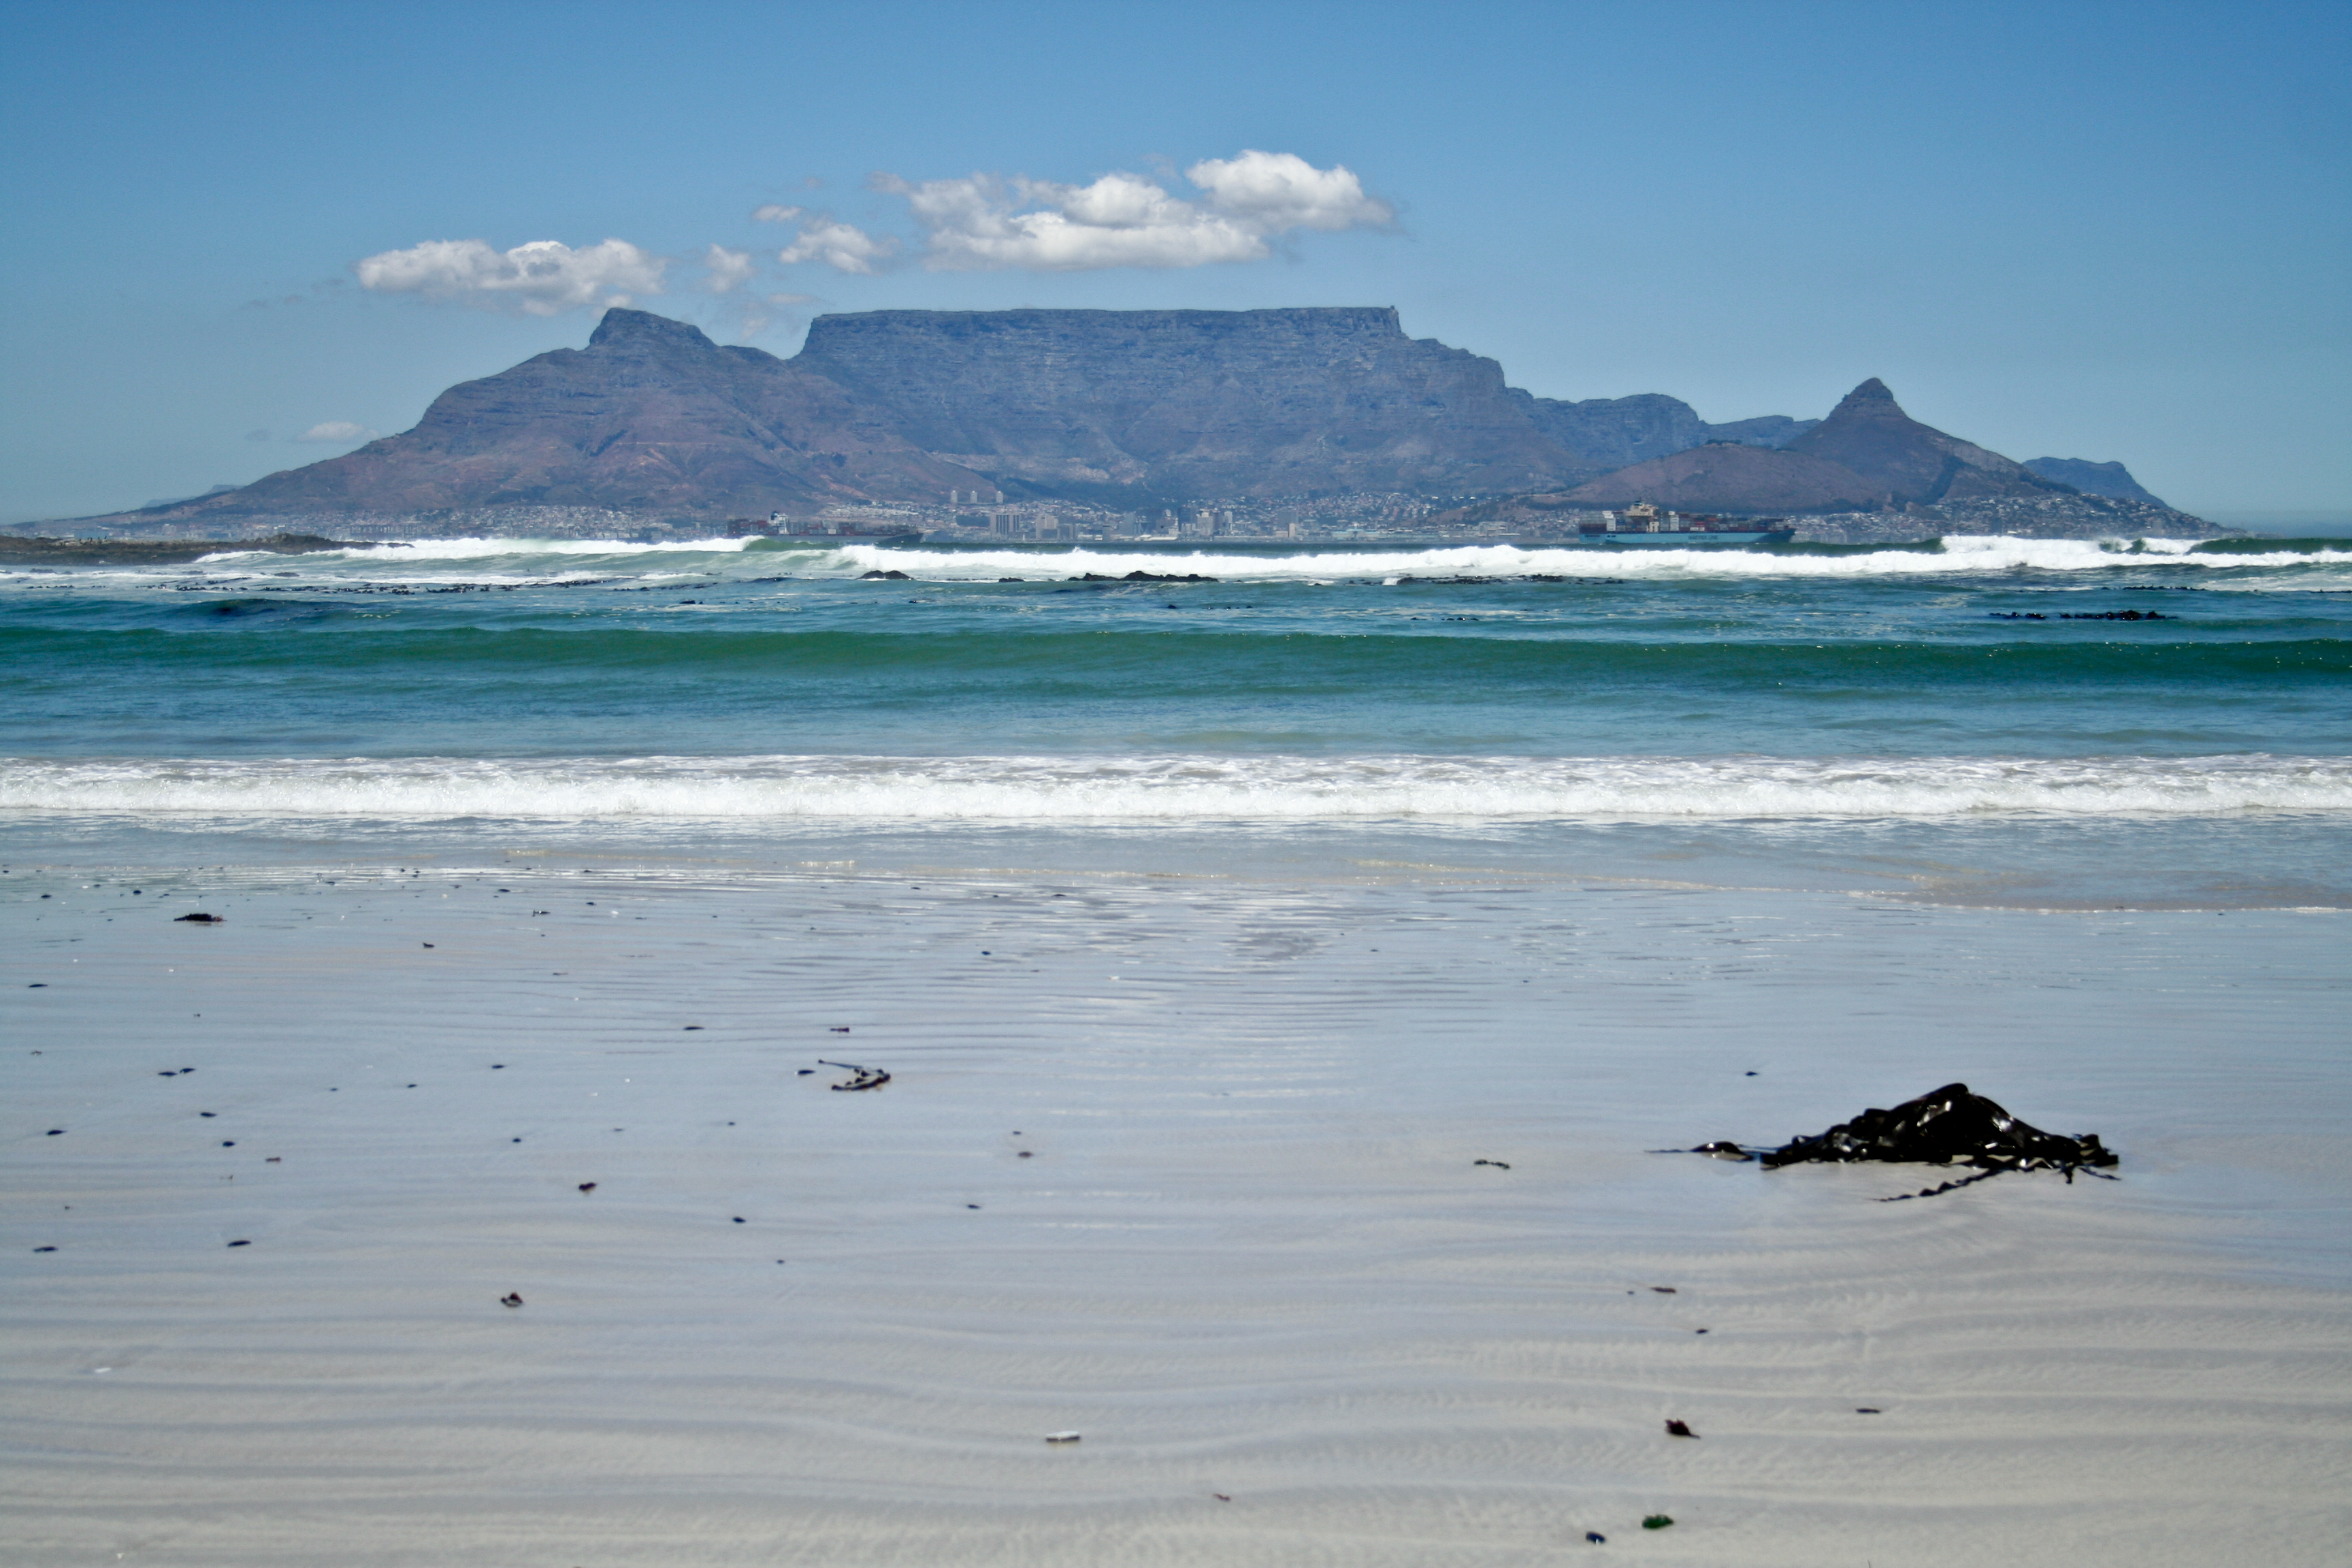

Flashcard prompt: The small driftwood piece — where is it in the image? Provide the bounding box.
[820,1060,890,1092]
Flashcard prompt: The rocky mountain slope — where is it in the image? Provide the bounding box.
[1506,392,1814,472]
[38,308,2194,538]
[2023,457,2166,506]
[1553,442,1891,512]
[790,307,1585,501]
[56,307,1832,531]
[74,312,987,528]
[1781,378,2066,504]
[1441,380,2223,539]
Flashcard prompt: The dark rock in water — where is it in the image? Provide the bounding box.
[1716,1083,2115,1177]
[860,569,911,580]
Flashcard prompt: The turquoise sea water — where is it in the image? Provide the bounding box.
[4,532,2349,903]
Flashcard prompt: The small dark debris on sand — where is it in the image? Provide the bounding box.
[1585,1531,1605,1544]
[1665,1419,1698,1438]
[1472,1158,1511,1169]
[1642,1515,1673,1530]
[33,1245,57,1253]
[578,1182,597,1192]
[1649,1286,1676,1294]
[822,1059,889,1091]
[1685,1082,2117,1197]
[175,912,223,924]
[227,1239,250,1247]
[1856,1407,1882,1414]
[500,1292,523,1308]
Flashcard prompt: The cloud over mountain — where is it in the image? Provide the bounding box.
[776,150,1392,274]
[701,245,757,293]
[293,421,377,444]
[353,238,667,315]
[775,218,898,274]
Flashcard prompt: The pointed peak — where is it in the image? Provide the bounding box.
[1828,378,1903,417]
[589,308,717,352]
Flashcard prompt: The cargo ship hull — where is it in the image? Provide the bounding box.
[1595,527,1794,546]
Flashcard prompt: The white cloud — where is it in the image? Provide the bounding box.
[294,421,378,444]
[751,203,803,223]
[776,217,896,274]
[835,151,1392,274]
[352,238,667,316]
[702,244,757,294]
[1186,150,1393,232]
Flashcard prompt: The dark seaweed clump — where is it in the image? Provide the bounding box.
[1693,1082,2117,1198]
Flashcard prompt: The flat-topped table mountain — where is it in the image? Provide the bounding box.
[39,308,2192,536]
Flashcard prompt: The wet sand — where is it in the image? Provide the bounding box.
[5,864,2348,1565]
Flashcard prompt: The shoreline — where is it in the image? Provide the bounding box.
[6,858,2347,1564]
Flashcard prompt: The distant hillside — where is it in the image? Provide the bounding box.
[1553,442,1889,512]
[2023,457,2166,506]
[48,306,1822,533]
[1782,379,2065,504]
[35,308,2196,541]
[76,311,984,528]
[789,306,1585,500]
[1433,380,2223,540]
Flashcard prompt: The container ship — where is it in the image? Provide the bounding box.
[1575,502,1793,546]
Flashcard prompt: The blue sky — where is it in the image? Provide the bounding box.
[2,0,2345,525]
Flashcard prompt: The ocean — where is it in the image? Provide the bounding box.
[5,532,2349,902]
[7,532,2350,1565]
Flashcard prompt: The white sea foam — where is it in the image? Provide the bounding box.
[15,534,2340,591]
[6,753,2347,823]
[809,536,2352,583]
[195,536,757,562]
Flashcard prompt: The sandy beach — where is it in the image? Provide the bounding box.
[7,858,2347,1566]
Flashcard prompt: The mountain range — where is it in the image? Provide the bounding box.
[41,306,2191,534]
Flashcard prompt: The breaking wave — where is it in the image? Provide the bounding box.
[6,753,2348,823]
[143,533,2352,585]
